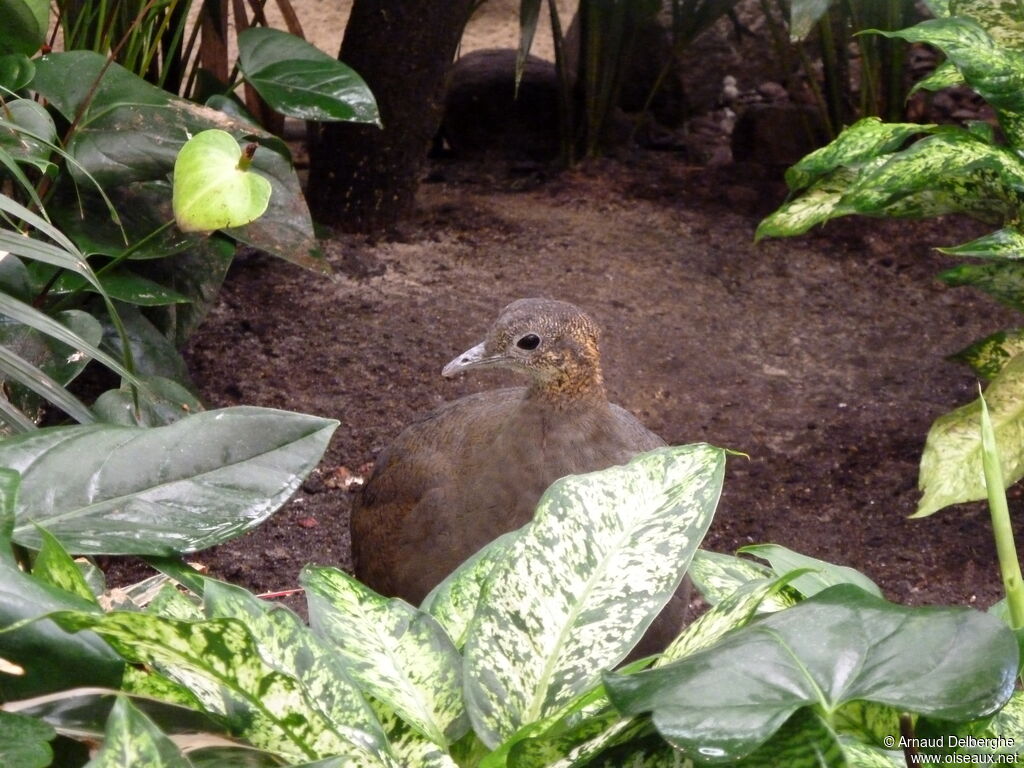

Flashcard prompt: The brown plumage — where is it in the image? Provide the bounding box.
[352,298,669,608]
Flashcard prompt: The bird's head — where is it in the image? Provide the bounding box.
[442,298,605,402]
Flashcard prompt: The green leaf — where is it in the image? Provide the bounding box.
[463,444,725,748]
[605,585,1018,762]
[421,530,519,649]
[0,53,35,91]
[909,60,966,96]
[88,696,190,768]
[33,527,97,603]
[302,566,468,746]
[94,375,202,427]
[941,260,1024,313]
[0,466,18,550]
[950,0,1024,49]
[949,329,1024,379]
[47,268,191,306]
[917,354,1024,516]
[0,98,55,171]
[0,710,54,768]
[237,28,380,124]
[30,52,323,272]
[688,549,795,613]
[0,557,123,700]
[49,610,395,764]
[876,17,1024,140]
[200,579,393,763]
[0,0,48,56]
[172,130,272,233]
[733,709,846,767]
[782,117,932,192]
[0,406,337,554]
[738,543,882,598]
[97,304,193,388]
[755,167,860,240]
[938,226,1024,259]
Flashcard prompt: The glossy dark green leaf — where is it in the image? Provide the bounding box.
[0,406,337,554]
[605,585,1018,762]
[98,304,194,388]
[0,557,123,700]
[47,268,191,306]
[0,253,32,301]
[0,53,35,91]
[0,98,55,172]
[0,710,54,768]
[30,52,323,272]
[949,329,1024,379]
[94,375,202,427]
[0,0,47,56]
[738,543,882,598]
[237,28,380,124]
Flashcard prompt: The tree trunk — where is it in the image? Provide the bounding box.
[307,0,476,232]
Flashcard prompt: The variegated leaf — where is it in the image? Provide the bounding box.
[200,580,394,761]
[838,131,1024,224]
[938,226,1024,259]
[832,700,901,749]
[463,444,725,748]
[941,261,1024,312]
[950,0,1024,49]
[302,566,468,746]
[782,118,933,192]
[877,17,1024,142]
[923,0,950,17]
[837,740,904,768]
[48,611,393,765]
[909,60,966,96]
[88,696,190,768]
[688,549,777,606]
[732,710,844,767]
[949,329,1024,379]
[421,530,520,649]
[369,701,460,768]
[917,353,1024,516]
[738,543,882,598]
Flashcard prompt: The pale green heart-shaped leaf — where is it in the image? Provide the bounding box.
[738,543,882,598]
[172,129,271,233]
[949,329,1024,380]
[89,696,190,768]
[605,585,1018,762]
[302,566,468,746]
[421,530,519,648]
[48,611,394,765]
[200,579,393,763]
[31,52,324,272]
[0,0,48,56]
[237,28,379,124]
[0,406,337,554]
[0,710,54,768]
[917,353,1024,516]
[463,444,725,748]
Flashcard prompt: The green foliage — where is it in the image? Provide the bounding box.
[1,446,1019,767]
[759,3,1024,517]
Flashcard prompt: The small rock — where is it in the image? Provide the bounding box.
[297,517,319,529]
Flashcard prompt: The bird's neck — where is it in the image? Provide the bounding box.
[525,366,608,409]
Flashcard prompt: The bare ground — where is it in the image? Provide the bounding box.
[161,155,1021,615]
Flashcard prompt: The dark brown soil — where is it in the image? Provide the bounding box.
[156,153,1020,616]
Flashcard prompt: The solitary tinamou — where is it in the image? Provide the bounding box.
[351,298,689,651]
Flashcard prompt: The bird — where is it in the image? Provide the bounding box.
[351,298,686,648]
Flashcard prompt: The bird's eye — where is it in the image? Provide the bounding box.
[516,333,541,350]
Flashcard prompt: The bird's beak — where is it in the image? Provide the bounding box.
[442,341,503,378]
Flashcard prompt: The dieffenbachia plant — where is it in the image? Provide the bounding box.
[758,0,1024,518]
